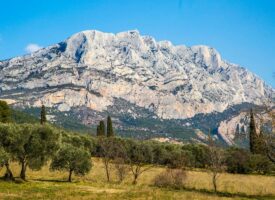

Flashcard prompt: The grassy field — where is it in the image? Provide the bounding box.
[0,158,274,200]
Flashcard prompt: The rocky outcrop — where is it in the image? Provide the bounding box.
[0,30,273,144]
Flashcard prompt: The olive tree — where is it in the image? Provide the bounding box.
[112,139,130,183]
[207,135,225,193]
[0,123,16,180]
[97,137,120,182]
[0,147,9,171]
[51,144,92,182]
[6,124,59,180]
[126,141,153,185]
[0,101,13,180]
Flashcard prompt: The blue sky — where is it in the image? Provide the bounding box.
[0,0,274,87]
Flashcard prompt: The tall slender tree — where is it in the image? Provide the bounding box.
[107,116,114,137]
[257,127,267,155]
[100,120,105,136]
[249,109,258,154]
[97,121,105,137]
[40,105,47,125]
[96,125,100,137]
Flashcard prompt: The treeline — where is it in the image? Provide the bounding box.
[0,101,274,186]
[1,123,274,181]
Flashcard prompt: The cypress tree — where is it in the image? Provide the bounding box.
[0,100,12,123]
[40,105,47,125]
[107,116,114,137]
[249,109,257,154]
[97,120,105,136]
[257,127,267,155]
[96,125,100,137]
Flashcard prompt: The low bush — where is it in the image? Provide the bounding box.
[154,168,187,189]
[225,148,252,174]
[249,154,274,174]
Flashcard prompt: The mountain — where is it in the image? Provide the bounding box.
[0,30,273,145]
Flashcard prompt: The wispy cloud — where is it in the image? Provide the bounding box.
[25,43,43,53]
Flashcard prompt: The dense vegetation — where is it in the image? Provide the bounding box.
[0,100,274,194]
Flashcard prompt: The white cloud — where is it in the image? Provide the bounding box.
[25,43,43,53]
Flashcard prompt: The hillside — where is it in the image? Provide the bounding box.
[0,30,273,145]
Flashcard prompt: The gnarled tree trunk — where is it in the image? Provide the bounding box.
[4,163,14,181]
[20,160,27,180]
[68,169,73,182]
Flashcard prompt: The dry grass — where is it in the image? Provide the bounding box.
[0,158,274,200]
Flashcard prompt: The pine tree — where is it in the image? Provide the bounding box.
[40,105,47,125]
[107,116,114,137]
[249,109,258,154]
[0,100,12,123]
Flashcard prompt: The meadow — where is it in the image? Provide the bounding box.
[0,158,274,200]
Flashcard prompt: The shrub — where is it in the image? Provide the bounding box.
[154,168,187,189]
[114,157,129,183]
[225,148,252,174]
[182,144,210,168]
[249,154,274,174]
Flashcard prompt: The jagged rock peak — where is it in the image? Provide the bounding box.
[0,30,273,121]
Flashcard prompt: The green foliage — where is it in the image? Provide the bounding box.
[61,132,96,155]
[248,154,274,174]
[97,120,105,137]
[0,100,12,123]
[225,147,252,174]
[148,142,196,168]
[166,149,189,169]
[19,107,93,133]
[0,123,15,180]
[97,137,121,182]
[249,109,258,154]
[0,147,9,169]
[257,129,267,155]
[0,123,60,180]
[225,147,274,174]
[107,116,114,137]
[150,143,169,165]
[11,109,39,124]
[127,141,153,165]
[40,105,46,125]
[249,109,267,155]
[96,125,100,136]
[27,125,60,170]
[50,144,92,182]
[182,144,210,168]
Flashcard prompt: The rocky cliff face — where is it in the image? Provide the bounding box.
[0,30,273,145]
